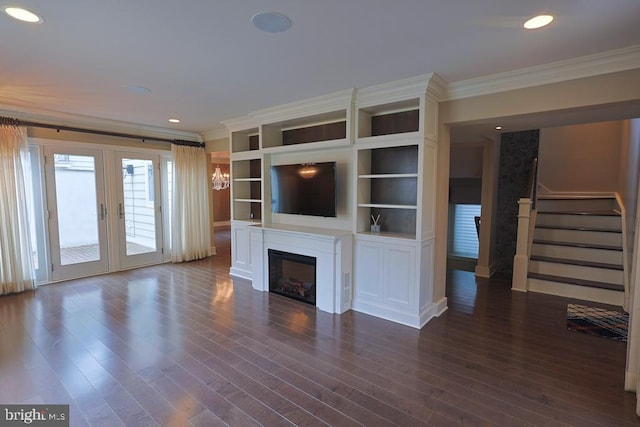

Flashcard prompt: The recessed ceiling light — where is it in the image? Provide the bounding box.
[4,7,42,23]
[251,11,292,33]
[524,14,554,30]
[125,85,151,95]
[495,126,503,130]
[168,118,181,123]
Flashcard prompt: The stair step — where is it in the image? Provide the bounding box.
[530,255,623,270]
[536,196,617,212]
[532,239,622,251]
[537,210,620,216]
[529,259,623,285]
[527,272,624,292]
[527,276,625,306]
[536,212,621,229]
[535,224,621,233]
[533,228,622,247]
[531,242,623,265]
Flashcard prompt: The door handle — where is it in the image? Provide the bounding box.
[100,203,106,220]
[119,202,125,219]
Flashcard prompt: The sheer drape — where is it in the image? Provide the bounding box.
[0,125,35,294]
[171,144,211,262]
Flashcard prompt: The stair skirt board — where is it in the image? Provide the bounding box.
[531,244,623,265]
[527,277,624,307]
[528,261,623,285]
[536,213,621,229]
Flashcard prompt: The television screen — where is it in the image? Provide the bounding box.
[270,162,337,217]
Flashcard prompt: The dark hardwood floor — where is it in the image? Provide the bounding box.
[0,227,637,426]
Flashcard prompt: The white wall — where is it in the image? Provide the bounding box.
[450,145,483,178]
[538,121,624,193]
[622,119,640,279]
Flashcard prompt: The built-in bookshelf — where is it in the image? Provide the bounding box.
[356,143,419,238]
[231,157,262,221]
[225,74,444,329]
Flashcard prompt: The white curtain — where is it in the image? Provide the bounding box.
[0,125,35,294]
[171,144,211,262]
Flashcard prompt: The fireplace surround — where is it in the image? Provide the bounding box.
[248,223,353,314]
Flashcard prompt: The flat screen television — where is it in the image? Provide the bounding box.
[270,162,337,217]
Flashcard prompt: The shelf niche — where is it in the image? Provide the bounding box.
[231,128,259,153]
[371,110,419,137]
[357,98,420,139]
[368,207,416,236]
[232,158,262,221]
[358,145,419,237]
[371,144,418,174]
[282,121,346,146]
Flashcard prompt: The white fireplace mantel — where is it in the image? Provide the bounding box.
[249,224,353,314]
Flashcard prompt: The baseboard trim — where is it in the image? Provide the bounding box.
[475,263,497,278]
[229,268,252,281]
[625,372,638,392]
[434,297,448,317]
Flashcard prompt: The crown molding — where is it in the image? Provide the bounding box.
[201,126,229,141]
[444,44,640,101]
[221,115,259,133]
[252,88,355,125]
[355,73,444,108]
[0,103,202,142]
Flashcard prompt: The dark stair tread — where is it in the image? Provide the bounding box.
[528,272,624,291]
[530,255,623,270]
[535,224,621,233]
[532,239,622,251]
[537,210,620,216]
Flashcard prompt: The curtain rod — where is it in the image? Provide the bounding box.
[0,116,205,148]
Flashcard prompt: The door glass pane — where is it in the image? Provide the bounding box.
[54,154,100,265]
[121,158,157,255]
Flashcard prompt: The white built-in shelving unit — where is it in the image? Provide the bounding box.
[223,75,446,328]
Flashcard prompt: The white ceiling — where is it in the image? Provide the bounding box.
[2,1,640,138]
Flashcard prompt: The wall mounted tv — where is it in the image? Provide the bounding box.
[270,162,337,217]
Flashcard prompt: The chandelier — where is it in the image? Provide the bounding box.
[211,164,230,191]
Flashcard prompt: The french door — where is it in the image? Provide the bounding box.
[114,152,164,269]
[40,145,166,282]
[44,147,109,281]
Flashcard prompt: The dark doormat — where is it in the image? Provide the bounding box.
[567,303,628,342]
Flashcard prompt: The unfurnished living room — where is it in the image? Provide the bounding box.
[1,2,640,426]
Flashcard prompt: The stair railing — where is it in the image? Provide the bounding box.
[512,157,539,292]
[526,157,539,210]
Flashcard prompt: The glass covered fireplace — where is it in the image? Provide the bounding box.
[268,249,316,305]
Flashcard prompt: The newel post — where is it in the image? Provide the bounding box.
[512,198,532,292]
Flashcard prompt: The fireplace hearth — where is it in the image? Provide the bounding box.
[268,249,316,305]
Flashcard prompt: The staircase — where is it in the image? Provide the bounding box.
[527,196,625,307]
